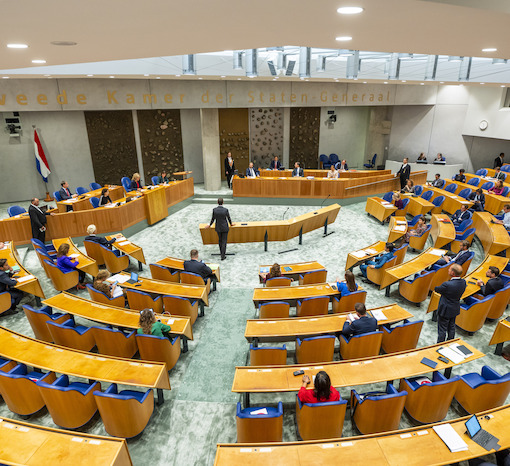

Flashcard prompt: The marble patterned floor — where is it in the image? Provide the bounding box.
[0,196,508,466]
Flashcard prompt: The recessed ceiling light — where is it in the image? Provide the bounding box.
[87,74,93,77]
[2,76,9,79]
[31,59,46,64]
[501,85,506,88]
[109,76,115,78]
[156,77,161,79]
[44,74,51,77]
[237,78,241,80]
[480,82,485,85]
[336,36,352,42]
[363,81,367,83]
[337,6,364,14]
[221,75,226,78]
[420,83,425,85]
[440,81,445,84]
[175,74,181,77]
[384,81,388,84]
[401,80,406,82]
[7,43,28,49]
[482,48,497,52]
[198,77,203,80]
[272,78,277,81]
[50,41,77,46]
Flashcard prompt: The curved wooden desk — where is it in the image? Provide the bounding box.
[472,211,510,256]
[199,204,340,246]
[430,214,455,249]
[444,178,508,215]
[52,237,99,277]
[215,404,510,466]
[402,194,434,217]
[106,234,146,266]
[0,416,132,466]
[346,241,387,271]
[489,318,510,355]
[245,304,413,343]
[0,326,170,390]
[259,261,324,282]
[156,256,221,282]
[365,198,397,223]
[252,283,339,308]
[387,217,407,243]
[0,242,44,299]
[56,185,124,213]
[427,186,473,214]
[259,169,392,179]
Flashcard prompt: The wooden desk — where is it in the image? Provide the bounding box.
[0,242,44,299]
[199,204,340,247]
[56,185,124,213]
[43,292,193,341]
[106,234,146,268]
[472,211,510,256]
[0,416,132,466]
[380,247,447,290]
[156,256,221,282]
[489,318,510,355]
[215,404,510,466]
[402,194,435,217]
[430,214,455,249]
[444,178,508,215]
[427,186,473,214]
[52,237,99,277]
[245,304,413,343]
[346,241,387,271]
[365,197,397,223]
[259,169,393,179]
[259,261,324,282]
[427,254,509,313]
[388,217,407,243]
[252,283,340,308]
[142,186,168,225]
[173,171,193,179]
[0,326,170,390]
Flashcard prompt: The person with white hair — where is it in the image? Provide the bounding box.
[84,224,117,247]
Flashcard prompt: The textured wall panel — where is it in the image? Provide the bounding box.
[289,107,320,170]
[84,111,138,186]
[138,109,184,182]
[218,108,249,179]
[249,108,283,170]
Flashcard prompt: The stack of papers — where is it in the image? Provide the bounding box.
[208,263,220,270]
[118,241,130,246]
[438,346,465,364]
[112,286,124,298]
[351,251,368,259]
[381,201,392,206]
[365,248,378,254]
[16,275,34,283]
[396,221,407,225]
[108,274,131,284]
[393,225,406,232]
[371,309,387,321]
[432,424,468,452]
[430,249,445,256]
[69,253,80,259]
[347,313,359,322]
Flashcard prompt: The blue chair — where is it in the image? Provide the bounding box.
[502,186,510,197]
[475,169,487,176]
[236,401,283,442]
[121,176,131,193]
[382,191,393,202]
[93,383,154,438]
[431,195,445,212]
[457,294,494,334]
[296,335,335,363]
[444,183,457,193]
[319,154,331,169]
[501,165,510,172]
[455,227,475,241]
[86,284,125,308]
[364,154,377,169]
[455,218,473,233]
[481,181,494,190]
[151,176,159,186]
[89,197,100,208]
[126,288,163,313]
[414,185,423,196]
[408,214,423,228]
[458,188,472,199]
[46,318,96,351]
[53,191,62,201]
[7,205,26,217]
[467,178,480,187]
[22,304,69,342]
[329,154,339,165]
[258,301,290,319]
[76,187,88,195]
[89,182,101,190]
[350,384,407,434]
[31,238,56,256]
[399,270,435,304]
[296,395,347,440]
[455,366,510,414]
[36,374,101,429]
[421,190,433,201]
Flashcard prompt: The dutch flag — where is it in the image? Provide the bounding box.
[34,129,51,182]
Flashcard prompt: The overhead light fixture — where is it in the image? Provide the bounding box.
[480,82,484,84]
[337,6,363,14]
[198,77,203,80]
[440,81,445,84]
[175,74,181,77]
[384,81,388,84]
[31,59,46,64]
[156,77,161,79]
[501,85,506,88]
[420,83,425,85]
[7,43,28,49]
[109,76,115,78]
[336,36,352,42]
[144,74,149,76]
[221,75,226,78]
[87,74,93,77]
[482,48,497,52]
[401,80,407,82]
[237,78,242,80]
[2,76,9,79]
[363,81,367,83]
[492,59,507,65]
[44,74,51,77]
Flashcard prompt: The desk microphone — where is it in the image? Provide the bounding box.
[321,194,331,208]
[282,207,289,220]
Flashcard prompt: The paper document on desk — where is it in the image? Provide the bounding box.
[432,424,468,452]
[16,275,34,283]
[396,221,407,225]
[208,263,220,270]
[438,346,465,364]
[351,251,367,259]
[430,249,445,256]
[393,225,406,232]
[250,408,268,415]
[104,204,117,208]
[118,241,130,246]
[381,202,393,206]
[365,248,378,255]
[69,253,79,259]
[371,309,387,321]
[112,286,124,298]
[109,274,131,284]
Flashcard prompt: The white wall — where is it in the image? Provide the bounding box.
[180,109,204,184]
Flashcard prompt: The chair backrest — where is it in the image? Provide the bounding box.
[501,165,510,172]
[126,288,162,313]
[408,224,432,251]
[300,270,327,285]
[481,181,494,190]
[408,214,422,227]
[258,301,290,319]
[381,320,424,353]
[35,248,53,277]
[151,176,159,186]
[180,271,205,286]
[297,296,330,317]
[22,304,68,342]
[249,344,287,366]
[340,331,383,360]
[444,183,457,193]
[135,334,181,371]
[100,244,129,274]
[460,251,474,277]
[370,154,377,165]
[46,319,96,352]
[121,176,131,193]
[414,185,423,196]
[332,290,367,314]
[91,327,137,358]
[457,294,494,333]
[329,154,339,164]
[475,169,487,176]
[89,197,100,208]
[382,192,393,202]
[319,154,329,163]
[236,401,283,443]
[53,191,62,201]
[458,227,475,241]
[86,284,125,308]
[487,284,510,320]
[150,263,179,282]
[76,187,88,195]
[89,182,101,190]
[458,188,472,199]
[366,255,398,285]
[399,270,435,303]
[44,259,79,292]
[296,396,347,440]
[455,219,473,234]
[83,240,105,266]
[502,186,510,196]
[467,178,480,186]
[421,190,433,201]
[296,335,335,364]
[393,243,409,265]
[162,295,198,324]
[432,195,445,208]
[7,205,26,217]
[265,277,292,287]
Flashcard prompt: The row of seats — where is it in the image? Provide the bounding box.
[319,153,340,169]
[236,366,510,442]
[52,183,102,202]
[264,269,328,287]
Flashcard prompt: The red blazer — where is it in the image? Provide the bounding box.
[298,386,340,403]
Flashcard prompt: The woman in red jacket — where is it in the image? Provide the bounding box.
[298,371,340,403]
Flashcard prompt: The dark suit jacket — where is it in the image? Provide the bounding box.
[224,158,236,176]
[451,250,471,266]
[85,234,115,246]
[28,204,50,238]
[396,164,411,181]
[335,162,348,170]
[210,206,232,233]
[451,209,470,225]
[292,168,304,177]
[494,156,504,168]
[158,176,170,184]
[59,187,73,200]
[454,174,466,183]
[495,172,506,181]
[435,278,467,319]
[0,270,17,293]
[467,191,485,209]
[131,180,142,190]
[246,167,260,177]
[184,259,213,282]
[480,277,504,296]
[342,315,378,338]
[269,160,281,170]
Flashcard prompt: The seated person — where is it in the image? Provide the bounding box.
[402,179,415,193]
[59,180,77,200]
[494,204,510,230]
[417,153,427,162]
[476,266,504,296]
[489,179,505,196]
[292,162,304,177]
[451,204,470,226]
[434,153,445,163]
[137,308,172,338]
[453,169,466,183]
[261,263,292,283]
[269,155,281,170]
[245,162,259,178]
[99,188,112,206]
[56,243,86,289]
[342,303,377,337]
[468,188,485,212]
[130,172,143,191]
[158,170,170,184]
[85,224,116,248]
[0,258,23,312]
[359,243,395,280]
[432,240,471,269]
[335,159,349,171]
[336,270,358,296]
[184,249,214,284]
[399,217,427,245]
[327,165,339,179]
[493,166,506,181]
[431,173,443,188]
[298,370,340,403]
[392,192,404,209]
[93,270,121,299]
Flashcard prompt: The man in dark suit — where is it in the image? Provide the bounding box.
[184,249,214,284]
[0,258,23,312]
[493,166,506,181]
[84,224,116,248]
[494,153,505,169]
[292,162,304,177]
[224,152,236,189]
[59,181,77,200]
[432,241,472,269]
[269,156,281,170]
[341,303,377,338]
[335,159,349,171]
[435,264,466,343]
[477,266,504,296]
[206,198,233,260]
[395,158,411,190]
[246,162,259,178]
[451,204,470,226]
[467,188,485,212]
[28,198,54,242]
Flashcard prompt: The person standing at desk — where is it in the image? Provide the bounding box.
[494,152,505,169]
[206,198,233,260]
[0,258,23,313]
[59,181,77,201]
[246,162,259,178]
[269,156,281,170]
[99,188,112,206]
[395,158,410,190]
[28,198,54,242]
[224,152,236,189]
[292,162,304,177]
[184,249,214,283]
[131,173,143,191]
[435,264,466,343]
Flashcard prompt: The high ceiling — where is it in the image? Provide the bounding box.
[1,0,510,78]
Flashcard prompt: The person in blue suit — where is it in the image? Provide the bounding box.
[336,270,358,296]
[435,264,466,343]
[468,188,485,212]
[341,303,377,338]
[451,204,470,226]
[246,162,259,178]
[59,181,77,200]
[269,156,281,170]
[432,240,471,269]
[359,243,395,281]
[184,249,214,284]
[56,243,86,289]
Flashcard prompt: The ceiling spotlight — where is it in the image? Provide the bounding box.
[156,77,161,79]
[31,59,46,64]
[50,41,77,46]
[480,82,485,84]
[109,76,115,78]
[420,83,425,85]
[237,78,241,80]
[482,48,497,52]
[86,74,93,77]
[2,76,9,79]
[401,80,407,82]
[144,74,149,76]
[363,81,367,83]
[7,43,28,49]
[336,36,352,42]
[337,6,363,14]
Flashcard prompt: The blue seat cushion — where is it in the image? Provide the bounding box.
[118,390,147,402]
[68,382,95,394]
[238,406,281,419]
[26,371,46,382]
[460,373,485,388]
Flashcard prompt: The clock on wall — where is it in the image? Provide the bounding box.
[479,120,489,131]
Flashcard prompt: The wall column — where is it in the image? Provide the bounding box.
[200,108,221,191]
[131,110,145,185]
[282,107,290,169]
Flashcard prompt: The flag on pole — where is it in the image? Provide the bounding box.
[34,129,51,182]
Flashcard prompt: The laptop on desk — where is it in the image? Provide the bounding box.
[126,272,139,285]
[465,415,500,451]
